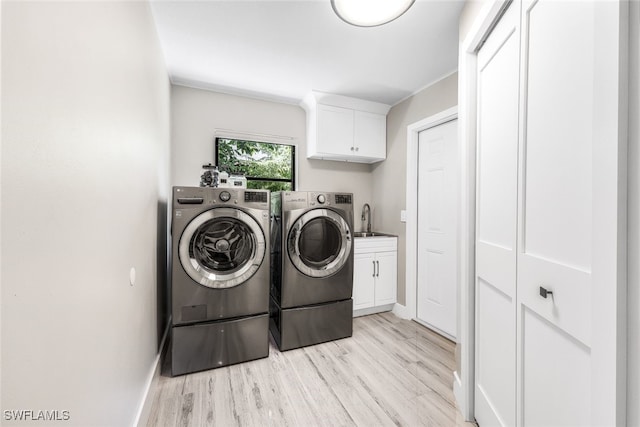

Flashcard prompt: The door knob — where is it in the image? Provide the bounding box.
[539,286,553,299]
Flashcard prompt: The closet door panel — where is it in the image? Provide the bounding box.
[522,0,593,272]
[522,308,590,427]
[516,0,625,424]
[518,0,594,353]
[474,2,520,426]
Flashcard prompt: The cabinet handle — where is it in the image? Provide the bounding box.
[355,147,359,152]
[539,286,553,299]
[376,260,380,277]
[351,147,355,151]
[372,260,376,277]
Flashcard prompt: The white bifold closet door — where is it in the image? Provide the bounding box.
[475,0,626,425]
[474,2,520,425]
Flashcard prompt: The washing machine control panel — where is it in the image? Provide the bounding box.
[335,194,352,205]
[245,191,268,203]
[219,191,231,202]
[317,194,326,204]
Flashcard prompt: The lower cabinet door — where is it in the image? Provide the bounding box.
[375,251,397,305]
[353,252,375,309]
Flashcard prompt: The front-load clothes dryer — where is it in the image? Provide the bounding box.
[170,186,270,375]
[270,191,354,351]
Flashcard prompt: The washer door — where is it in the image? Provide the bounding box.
[179,207,266,289]
[287,209,352,278]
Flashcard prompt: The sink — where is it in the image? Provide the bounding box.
[353,231,395,238]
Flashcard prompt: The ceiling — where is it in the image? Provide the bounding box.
[150,0,465,106]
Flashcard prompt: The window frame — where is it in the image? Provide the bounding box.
[214,137,296,191]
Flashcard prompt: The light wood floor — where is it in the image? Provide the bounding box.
[147,312,477,427]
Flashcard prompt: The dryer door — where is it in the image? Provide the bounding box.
[179,207,266,289]
[287,209,352,278]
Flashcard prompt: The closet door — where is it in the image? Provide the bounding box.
[474,2,520,426]
[516,0,626,425]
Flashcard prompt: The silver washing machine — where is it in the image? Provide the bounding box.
[170,186,270,375]
[270,191,354,351]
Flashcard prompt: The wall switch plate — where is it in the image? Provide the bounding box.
[400,210,407,223]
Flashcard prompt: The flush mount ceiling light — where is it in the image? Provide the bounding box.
[331,0,416,27]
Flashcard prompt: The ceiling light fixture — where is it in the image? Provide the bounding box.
[331,0,416,27]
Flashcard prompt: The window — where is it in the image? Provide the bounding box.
[215,137,295,192]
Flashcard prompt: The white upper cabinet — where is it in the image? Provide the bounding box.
[316,104,354,157]
[301,91,390,163]
[354,110,386,159]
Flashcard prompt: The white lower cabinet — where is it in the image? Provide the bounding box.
[353,237,397,316]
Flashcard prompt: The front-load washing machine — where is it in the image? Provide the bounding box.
[270,191,354,351]
[170,186,270,375]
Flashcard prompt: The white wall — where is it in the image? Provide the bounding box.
[171,85,373,214]
[627,2,639,425]
[0,0,4,411]
[370,73,458,307]
[1,2,170,426]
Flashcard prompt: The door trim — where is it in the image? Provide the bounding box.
[404,106,457,321]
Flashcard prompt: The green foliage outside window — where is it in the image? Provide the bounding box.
[216,138,295,192]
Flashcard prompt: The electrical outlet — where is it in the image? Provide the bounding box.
[400,210,407,223]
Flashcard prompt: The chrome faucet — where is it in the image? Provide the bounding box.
[361,203,372,233]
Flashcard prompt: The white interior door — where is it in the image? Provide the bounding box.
[416,118,458,339]
[474,2,520,426]
[516,1,625,424]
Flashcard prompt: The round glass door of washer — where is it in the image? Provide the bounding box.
[287,209,352,278]
[179,207,266,288]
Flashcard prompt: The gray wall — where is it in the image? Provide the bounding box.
[170,85,374,217]
[371,73,458,306]
[1,2,170,425]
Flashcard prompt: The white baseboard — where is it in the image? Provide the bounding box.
[413,318,456,342]
[133,322,170,427]
[453,370,463,413]
[391,303,412,320]
[353,304,395,317]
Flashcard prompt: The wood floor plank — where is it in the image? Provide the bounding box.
[148,313,477,427]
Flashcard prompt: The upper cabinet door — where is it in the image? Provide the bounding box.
[354,110,386,160]
[316,104,354,157]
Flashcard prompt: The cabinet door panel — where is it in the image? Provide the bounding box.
[353,252,375,310]
[317,104,353,157]
[354,110,386,159]
[375,251,397,306]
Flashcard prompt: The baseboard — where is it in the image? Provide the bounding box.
[453,370,463,414]
[413,318,456,342]
[133,322,170,427]
[391,303,412,320]
[353,304,394,317]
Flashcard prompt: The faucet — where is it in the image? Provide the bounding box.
[361,203,372,233]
